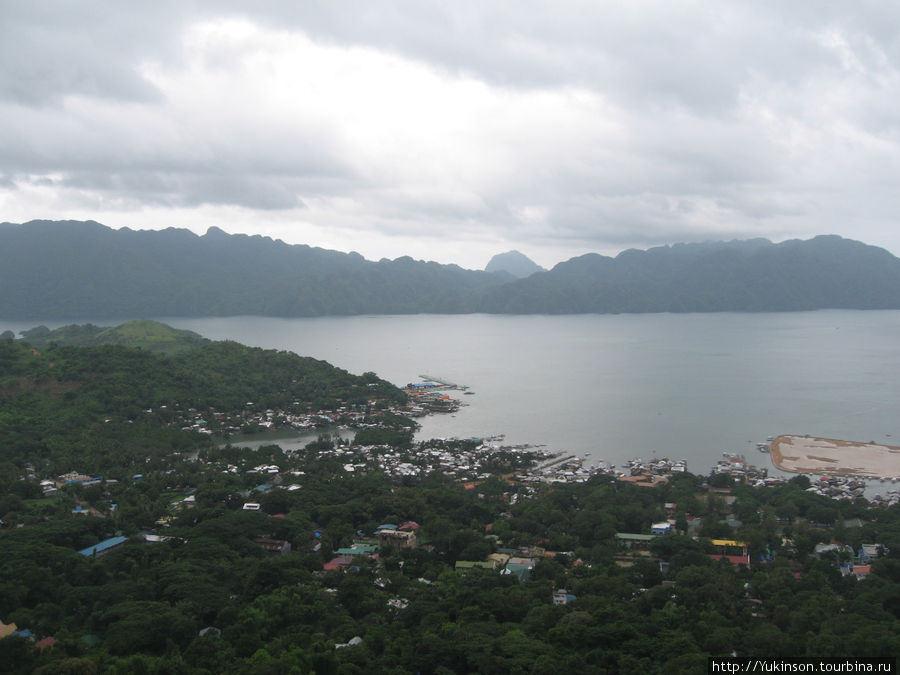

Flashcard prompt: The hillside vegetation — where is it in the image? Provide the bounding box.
[18,320,208,355]
[0,336,405,472]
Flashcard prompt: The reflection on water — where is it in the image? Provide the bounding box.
[219,426,355,451]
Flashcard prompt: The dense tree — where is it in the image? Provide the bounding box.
[2,339,899,672]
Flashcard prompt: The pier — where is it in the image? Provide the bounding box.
[417,375,469,391]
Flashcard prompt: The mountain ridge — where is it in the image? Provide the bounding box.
[2,220,900,318]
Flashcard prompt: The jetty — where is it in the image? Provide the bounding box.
[770,435,900,479]
[417,375,468,391]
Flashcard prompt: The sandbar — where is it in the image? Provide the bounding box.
[770,435,900,479]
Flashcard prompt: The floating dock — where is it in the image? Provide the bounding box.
[770,435,900,479]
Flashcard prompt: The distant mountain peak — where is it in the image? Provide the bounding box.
[485,250,544,278]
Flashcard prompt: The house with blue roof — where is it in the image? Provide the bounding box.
[78,535,128,557]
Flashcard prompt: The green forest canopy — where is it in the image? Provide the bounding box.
[0,336,898,673]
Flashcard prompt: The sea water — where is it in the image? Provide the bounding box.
[6,310,900,482]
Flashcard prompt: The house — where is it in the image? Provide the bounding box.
[323,555,354,571]
[708,539,750,566]
[858,543,886,562]
[35,636,57,651]
[840,564,872,580]
[142,533,182,544]
[254,537,291,555]
[651,522,672,535]
[455,560,498,572]
[78,535,128,557]
[377,529,416,551]
[552,589,577,606]
[335,543,379,557]
[814,543,853,558]
[504,557,536,582]
[719,515,743,529]
[488,553,510,567]
[58,473,102,487]
[840,517,866,529]
[615,533,656,551]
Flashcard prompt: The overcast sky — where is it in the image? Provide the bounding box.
[2,2,899,269]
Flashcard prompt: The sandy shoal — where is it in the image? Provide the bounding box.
[770,435,900,478]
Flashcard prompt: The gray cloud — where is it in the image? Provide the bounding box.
[1,1,899,268]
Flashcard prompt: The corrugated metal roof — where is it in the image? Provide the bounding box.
[78,535,128,556]
[615,533,655,541]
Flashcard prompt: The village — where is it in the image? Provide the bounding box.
[24,412,892,582]
[4,376,898,664]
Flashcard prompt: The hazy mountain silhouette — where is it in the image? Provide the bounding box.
[484,250,545,278]
[2,220,900,318]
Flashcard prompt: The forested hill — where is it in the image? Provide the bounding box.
[15,319,208,355]
[480,236,900,313]
[0,337,405,471]
[3,220,900,318]
[0,220,507,319]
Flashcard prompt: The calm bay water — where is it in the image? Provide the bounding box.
[6,311,900,478]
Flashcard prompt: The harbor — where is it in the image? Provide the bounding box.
[402,370,900,501]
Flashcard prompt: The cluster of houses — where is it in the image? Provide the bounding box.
[712,453,772,484]
[0,621,57,652]
[39,472,104,497]
[516,453,598,484]
[174,404,370,436]
[402,387,462,416]
[454,545,580,604]
[591,457,689,488]
[273,436,553,483]
[870,489,900,508]
[813,542,889,580]
[74,530,291,559]
[165,383,464,437]
[611,497,889,582]
[322,522,420,571]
